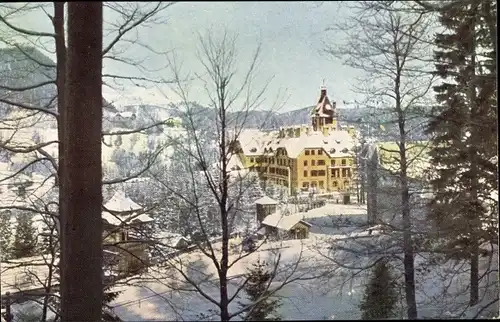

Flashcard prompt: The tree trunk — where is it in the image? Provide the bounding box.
[470,235,479,305]
[468,8,479,306]
[61,2,103,321]
[399,132,417,319]
[396,66,417,318]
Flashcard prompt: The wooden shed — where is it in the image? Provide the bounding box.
[261,211,311,240]
[255,195,278,223]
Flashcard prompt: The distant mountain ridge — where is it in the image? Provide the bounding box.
[0,46,117,118]
[130,103,430,141]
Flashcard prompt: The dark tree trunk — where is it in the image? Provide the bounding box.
[61,2,103,321]
[395,64,417,318]
[399,127,417,319]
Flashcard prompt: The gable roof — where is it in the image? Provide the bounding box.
[255,195,278,205]
[262,211,311,231]
[101,190,152,225]
[104,190,142,212]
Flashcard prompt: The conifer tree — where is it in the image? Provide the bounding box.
[359,260,398,320]
[238,258,281,321]
[0,211,13,260]
[426,0,497,306]
[12,213,38,259]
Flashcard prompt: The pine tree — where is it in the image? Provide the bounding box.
[359,260,398,320]
[239,258,281,321]
[426,0,497,305]
[0,211,13,260]
[102,283,122,321]
[12,213,37,259]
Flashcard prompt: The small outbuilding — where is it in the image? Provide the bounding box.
[261,211,311,240]
[255,195,279,223]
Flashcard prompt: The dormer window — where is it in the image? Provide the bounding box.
[335,140,341,144]
[323,140,328,144]
[341,148,349,153]
[250,147,257,153]
[330,148,336,154]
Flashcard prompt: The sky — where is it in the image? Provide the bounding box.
[5,2,362,112]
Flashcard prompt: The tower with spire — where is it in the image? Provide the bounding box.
[311,81,338,132]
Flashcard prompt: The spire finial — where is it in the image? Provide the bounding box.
[321,78,326,88]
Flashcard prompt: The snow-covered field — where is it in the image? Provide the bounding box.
[7,201,498,321]
[101,206,497,321]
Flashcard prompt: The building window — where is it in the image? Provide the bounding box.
[319,181,324,188]
[318,149,323,155]
[347,169,352,177]
[303,170,308,177]
[331,159,336,166]
[250,158,254,163]
[349,159,353,166]
[342,159,346,166]
[304,160,308,166]
[303,182,309,188]
[305,150,310,155]
[333,181,338,187]
[312,160,316,166]
[318,160,325,166]
[342,169,347,177]
[121,231,126,241]
[311,170,318,176]
[311,150,315,155]
[318,170,326,176]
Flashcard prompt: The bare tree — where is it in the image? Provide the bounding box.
[128,29,327,321]
[322,2,437,318]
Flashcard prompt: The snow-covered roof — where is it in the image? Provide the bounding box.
[155,232,190,248]
[237,128,354,159]
[101,211,153,226]
[262,211,311,231]
[255,195,278,205]
[104,191,142,212]
[102,191,153,225]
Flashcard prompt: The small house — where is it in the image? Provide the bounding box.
[255,195,278,223]
[102,191,153,276]
[260,211,311,240]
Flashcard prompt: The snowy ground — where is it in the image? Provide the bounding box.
[103,208,498,321]
[7,203,498,321]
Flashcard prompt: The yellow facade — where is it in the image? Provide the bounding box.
[239,146,355,194]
